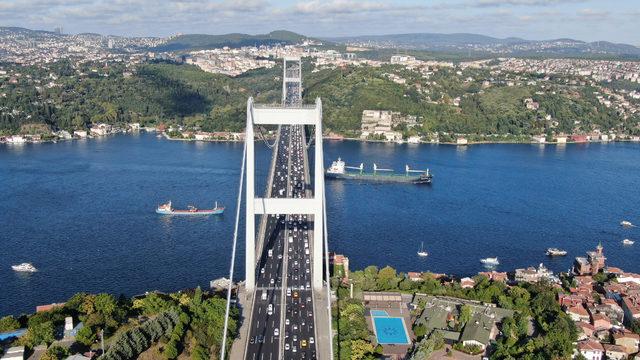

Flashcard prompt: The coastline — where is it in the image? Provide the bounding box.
[3,128,640,147]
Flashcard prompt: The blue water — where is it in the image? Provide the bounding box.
[1,133,640,315]
[370,310,390,317]
[373,317,410,344]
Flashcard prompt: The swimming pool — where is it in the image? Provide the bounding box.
[370,310,389,317]
[372,317,410,344]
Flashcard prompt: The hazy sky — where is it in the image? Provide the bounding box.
[1,0,639,44]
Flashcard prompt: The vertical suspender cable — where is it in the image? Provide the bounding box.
[220,138,247,360]
[323,186,335,360]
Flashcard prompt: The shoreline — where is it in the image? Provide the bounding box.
[3,129,640,147]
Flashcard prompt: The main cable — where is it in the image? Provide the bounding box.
[220,137,247,360]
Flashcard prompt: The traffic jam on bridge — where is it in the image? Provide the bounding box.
[245,59,318,360]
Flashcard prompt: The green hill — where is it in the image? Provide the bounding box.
[154,30,311,52]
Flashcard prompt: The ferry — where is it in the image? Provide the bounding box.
[621,220,635,227]
[325,158,432,184]
[546,248,568,256]
[12,263,37,272]
[480,257,500,265]
[622,239,635,245]
[156,201,224,215]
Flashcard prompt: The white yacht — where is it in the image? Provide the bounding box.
[417,242,428,257]
[546,248,568,256]
[622,239,635,245]
[480,257,500,265]
[12,263,37,272]
[621,220,634,227]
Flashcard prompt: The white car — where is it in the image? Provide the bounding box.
[310,337,314,344]
[285,343,290,351]
[267,304,273,315]
[274,328,279,336]
[261,268,265,274]
[285,318,290,325]
[286,288,291,296]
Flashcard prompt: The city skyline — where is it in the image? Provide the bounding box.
[0,0,639,45]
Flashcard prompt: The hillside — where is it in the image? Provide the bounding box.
[329,32,640,59]
[1,61,637,138]
[154,30,312,52]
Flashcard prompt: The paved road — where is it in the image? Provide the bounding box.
[245,126,290,360]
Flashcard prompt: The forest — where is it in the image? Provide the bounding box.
[1,59,637,137]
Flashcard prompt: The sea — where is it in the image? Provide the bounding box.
[1,132,639,315]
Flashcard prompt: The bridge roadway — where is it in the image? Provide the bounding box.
[244,124,317,360]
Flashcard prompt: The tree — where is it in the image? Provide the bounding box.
[76,325,97,346]
[377,266,398,290]
[0,315,20,332]
[40,345,69,360]
[163,340,179,359]
[349,339,375,360]
[413,324,427,339]
[22,321,56,347]
[458,305,472,326]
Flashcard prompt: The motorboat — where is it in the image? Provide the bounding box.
[622,239,635,245]
[546,248,568,256]
[621,220,634,227]
[12,263,37,272]
[480,257,500,265]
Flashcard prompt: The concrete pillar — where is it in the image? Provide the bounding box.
[245,98,256,292]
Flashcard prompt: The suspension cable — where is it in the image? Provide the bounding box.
[323,183,335,360]
[220,137,247,360]
[305,126,315,149]
[257,126,277,149]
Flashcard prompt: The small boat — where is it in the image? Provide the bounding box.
[12,263,37,272]
[546,248,568,256]
[622,239,635,245]
[417,242,428,257]
[480,257,500,265]
[156,201,224,215]
[621,220,635,227]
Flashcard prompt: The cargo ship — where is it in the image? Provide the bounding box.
[156,201,224,215]
[325,158,432,184]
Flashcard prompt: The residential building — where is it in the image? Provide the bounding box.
[603,344,627,360]
[460,313,496,350]
[574,243,607,276]
[612,330,640,354]
[460,277,475,289]
[576,339,604,360]
[514,263,554,283]
[1,346,25,360]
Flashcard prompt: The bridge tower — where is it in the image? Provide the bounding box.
[244,57,325,292]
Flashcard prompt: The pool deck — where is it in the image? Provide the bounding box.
[364,292,415,358]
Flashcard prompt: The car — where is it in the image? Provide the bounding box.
[285,343,290,351]
[285,318,290,326]
[306,258,309,264]
[257,335,264,343]
[289,236,293,243]
[250,336,255,344]
[308,311,313,317]
[306,268,310,274]
[267,304,273,315]
[307,296,311,303]
[285,331,289,338]
[278,254,283,259]
[292,346,297,353]
[274,328,279,336]
[309,337,315,344]
[301,339,308,348]
[260,268,265,274]
[270,278,275,285]
[293,335,298,342]
[293,324,298,331]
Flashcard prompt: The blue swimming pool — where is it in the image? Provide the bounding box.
[370,310,389,317]
[373,317,410,344]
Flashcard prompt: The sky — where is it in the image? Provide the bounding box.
[1,0,639,45]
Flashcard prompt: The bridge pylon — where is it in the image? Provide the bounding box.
[244,58,325,292]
